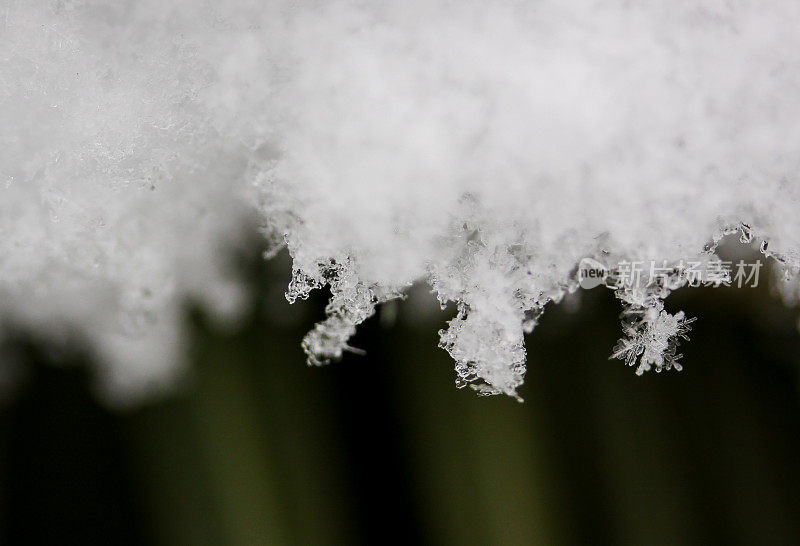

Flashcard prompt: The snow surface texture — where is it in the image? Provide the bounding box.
[3,0,800,403]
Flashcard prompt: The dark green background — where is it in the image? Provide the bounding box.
[1,249,799,545]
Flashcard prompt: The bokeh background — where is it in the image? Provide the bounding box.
[1,245,799,545]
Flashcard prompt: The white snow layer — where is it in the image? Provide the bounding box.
[2,0,800,402]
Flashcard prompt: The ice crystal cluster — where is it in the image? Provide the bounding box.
[3,0,800,402]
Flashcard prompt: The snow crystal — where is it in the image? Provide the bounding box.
[4,1,800,402]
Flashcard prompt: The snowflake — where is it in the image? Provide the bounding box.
[610,303,696,376]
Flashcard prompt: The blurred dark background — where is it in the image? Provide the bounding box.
[1,248,799,546]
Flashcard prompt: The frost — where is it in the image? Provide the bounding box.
[4,1,800,402]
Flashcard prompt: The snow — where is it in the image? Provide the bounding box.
[3,0,800,402]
